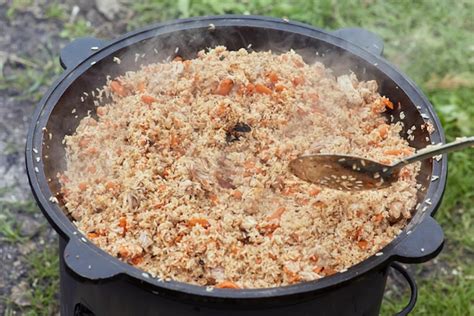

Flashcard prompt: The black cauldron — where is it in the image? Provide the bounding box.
[26,15,446,316]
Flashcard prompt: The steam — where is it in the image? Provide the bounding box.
[43,21,391,200]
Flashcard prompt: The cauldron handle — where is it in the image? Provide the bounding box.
[60,37,107,69]
[389,262,418,316]
[331,28,384,56]
[63,236,122,280]
[392,216,444,263]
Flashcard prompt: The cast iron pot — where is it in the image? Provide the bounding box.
[26,15,447,316]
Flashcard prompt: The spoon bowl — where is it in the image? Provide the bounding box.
[290,136,474,191]
[289,154,397,191]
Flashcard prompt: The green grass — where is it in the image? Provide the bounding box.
[23,247,60,316]
[0,212,25,243]
[6,0,34,19]
[59,18,94,39]
[0,48,63,102]
[3,0,472,314]
[44,2,67,21]
[0,188,40,242]
[0,198,40,242]
[1,247,59,315]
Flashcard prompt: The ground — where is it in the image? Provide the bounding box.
[0,0,472,315]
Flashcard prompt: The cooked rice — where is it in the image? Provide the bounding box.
[59,46,419,289]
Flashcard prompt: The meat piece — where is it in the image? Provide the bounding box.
[337,74,363,106]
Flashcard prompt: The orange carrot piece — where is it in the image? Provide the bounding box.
[267,207,286,221]
[173,56,183,62]
[357,240,368,250]
[384,148,412,156]
[230,244,239,255]
[216,281,240,289]
[130,255,144,265]
[118,246,129,258]
[105,181,118,191]
[274,84,285,92]
[246,83,255,95]
[173,233,184,244]
[87,232,99,239]
[110,80,129,97]
[118,217,127,236]
[232,190,242,200]
[323,267,337,276]
[283,267,301,283]
[384,149,403,155]
[118,217,127,228]
[372,213,384,223]
[382,97,394,110]
[267,72,279,83]
[188,218,210,228]
[141,95,156,105]
[312,201,326,208]
[255,84,272,95]
[78,182,88,191]
[309,187,321,197]
[215,78,234,95]
[257,223,279,236]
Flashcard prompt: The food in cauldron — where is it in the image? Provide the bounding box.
[59,46,422,289]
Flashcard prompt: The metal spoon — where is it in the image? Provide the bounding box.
[289,136,474,191]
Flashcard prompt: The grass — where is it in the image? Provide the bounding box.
[0,187,40,256]
[0,194,39,243]
[6,0,34,19]
[3,248,60,316]
[0,45,63,102]
[24,247,60,316]
[383,251,474,315]
[3,0,472,314]
[44,2,67,21]
[59,19,93,39]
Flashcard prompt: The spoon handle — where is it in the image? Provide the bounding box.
[395,136,474,167]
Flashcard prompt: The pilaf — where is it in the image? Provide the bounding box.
[59,46,419,289]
